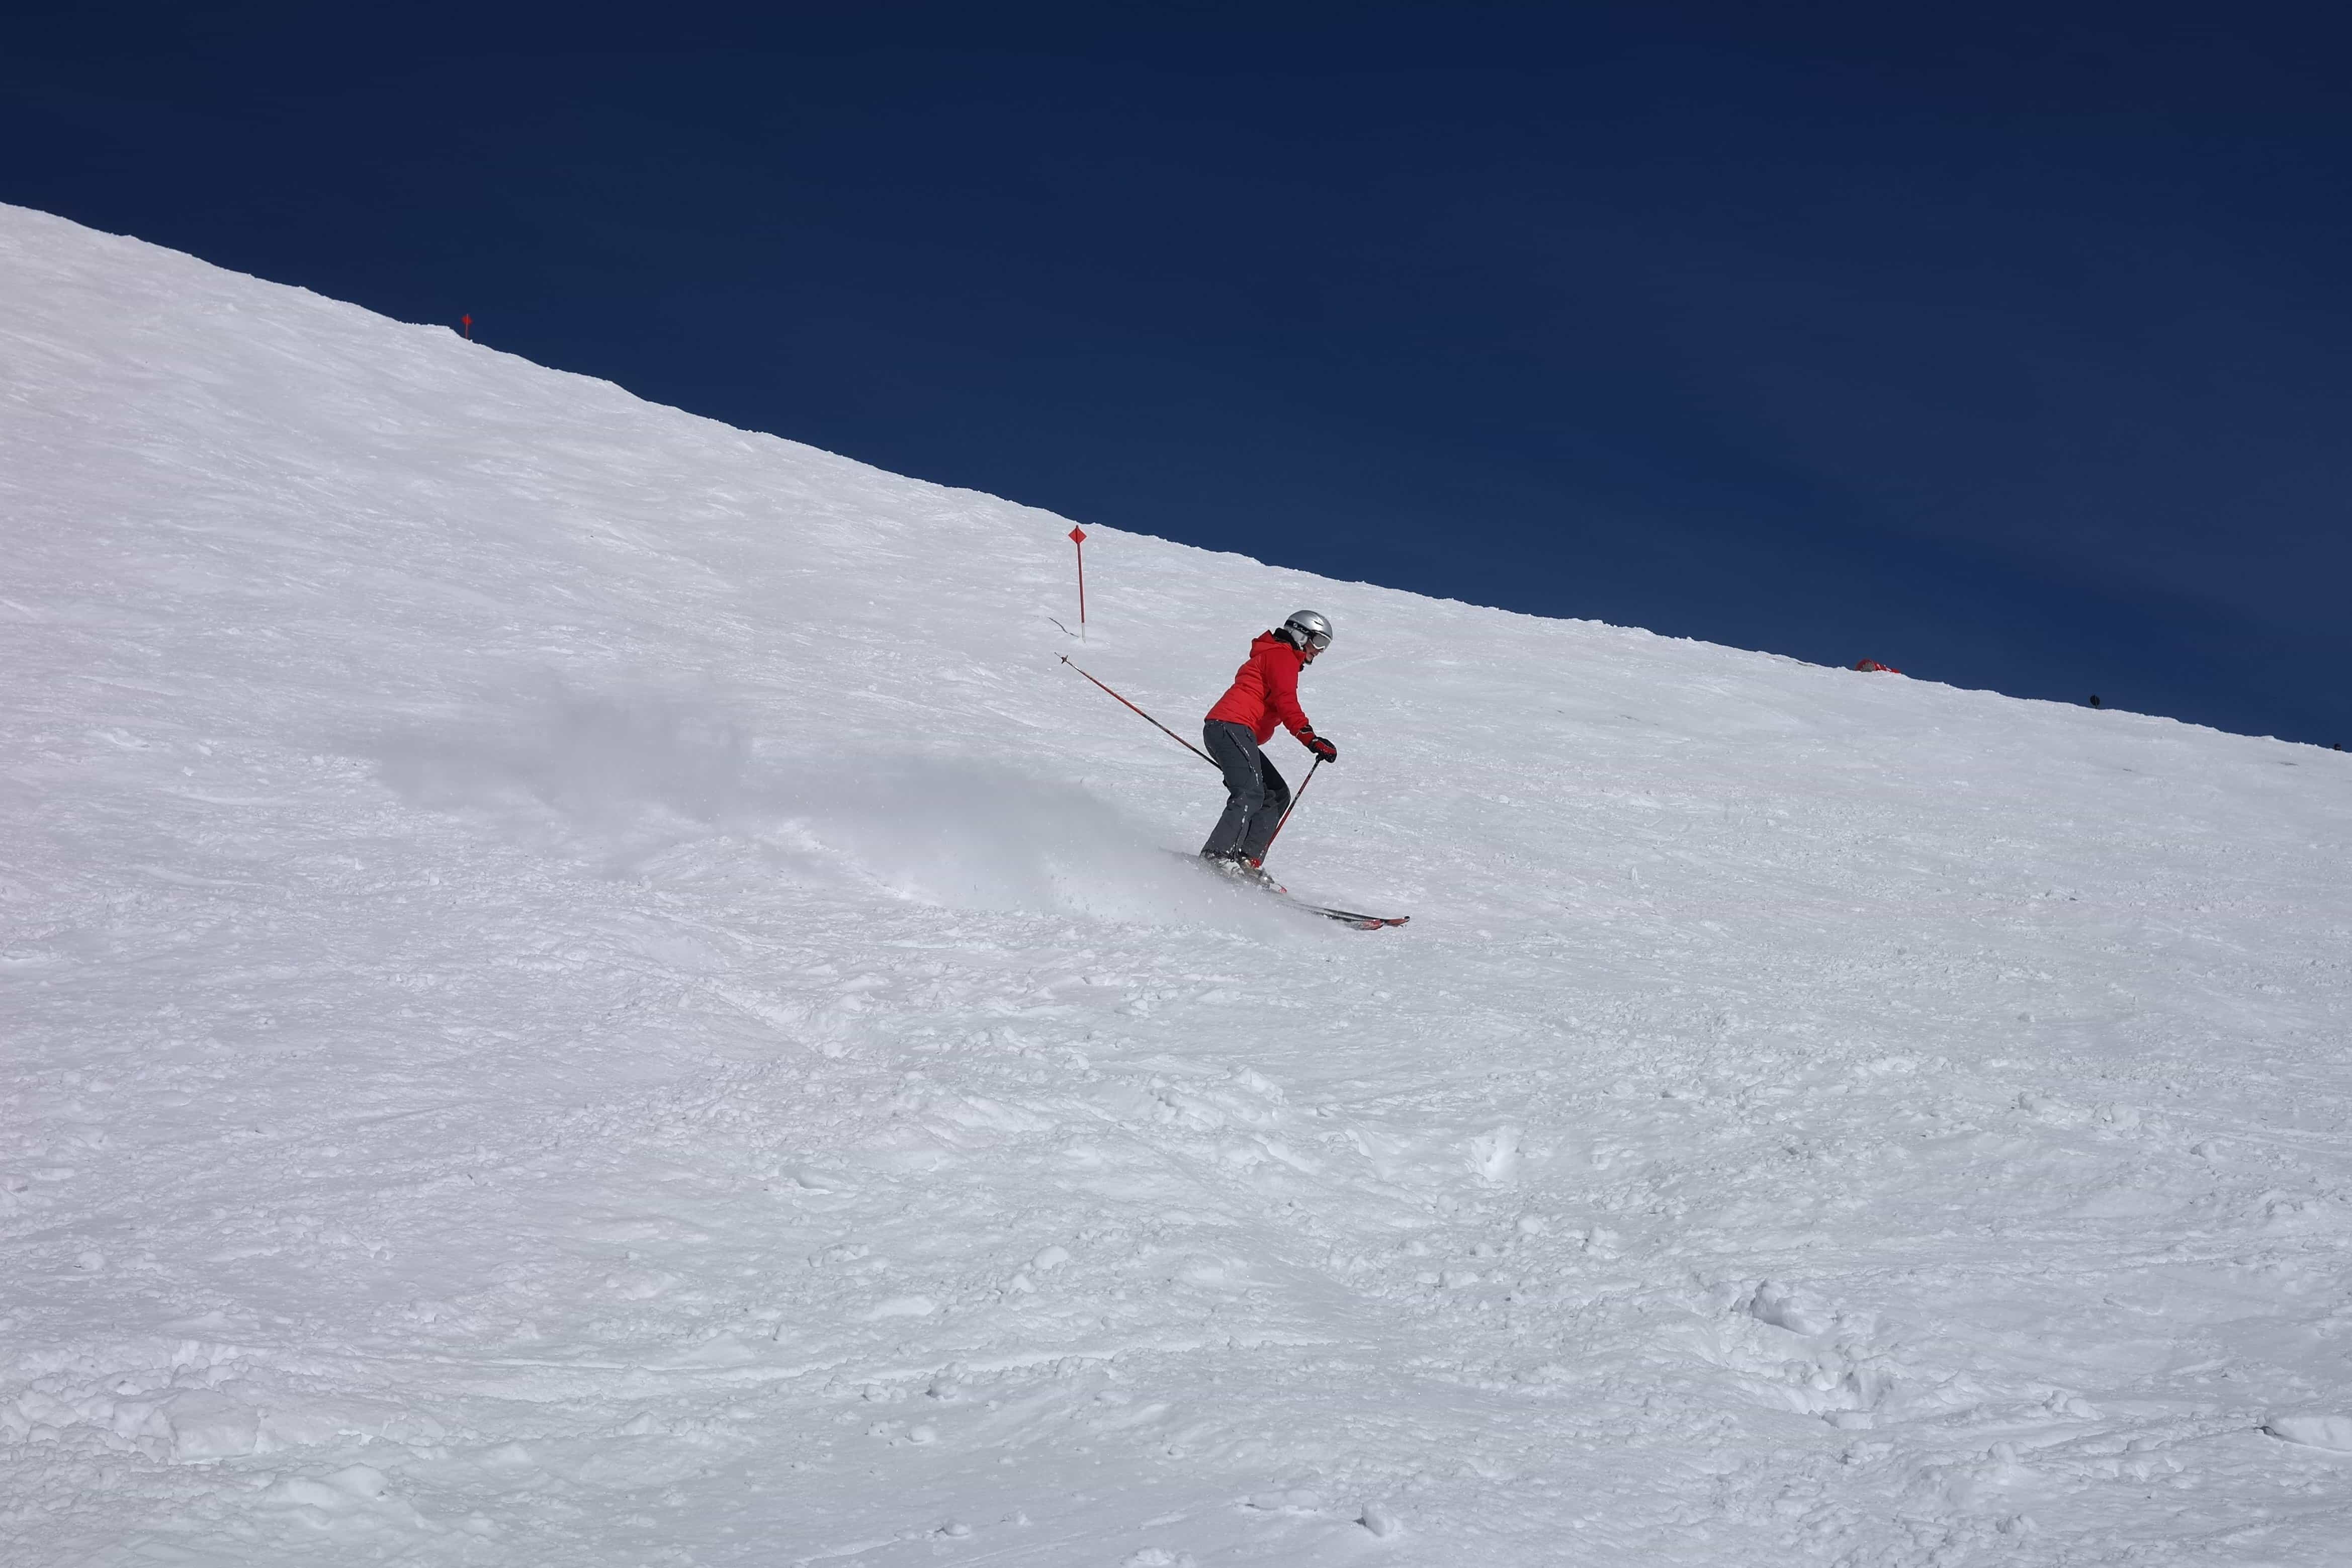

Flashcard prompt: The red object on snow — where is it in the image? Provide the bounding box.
[1068,526,1088,635]
[1853,659,1902,673]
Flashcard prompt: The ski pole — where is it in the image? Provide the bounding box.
[1059,655,1215,765]
[1264,756,1320,858]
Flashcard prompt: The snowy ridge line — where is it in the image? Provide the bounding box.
[6,202,2352,1561]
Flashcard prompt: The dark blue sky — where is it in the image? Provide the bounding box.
[11,3,2349,746]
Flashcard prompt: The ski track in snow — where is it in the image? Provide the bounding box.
[6,203,2352,1564]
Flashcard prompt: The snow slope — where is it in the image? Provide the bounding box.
[6,201,2351,1566]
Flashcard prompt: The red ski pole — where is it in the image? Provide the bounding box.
[1059,655,1214,765]
[1263,756,1320,858]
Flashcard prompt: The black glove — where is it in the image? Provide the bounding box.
[1302,732,1338,763]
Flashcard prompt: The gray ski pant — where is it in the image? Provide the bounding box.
[1200,719,1292,862]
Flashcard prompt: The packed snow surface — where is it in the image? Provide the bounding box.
[6,202,2351,1566]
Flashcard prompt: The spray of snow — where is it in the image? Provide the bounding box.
[371,682,1294,928]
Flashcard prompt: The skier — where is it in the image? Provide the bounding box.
[1199,611,1338,887]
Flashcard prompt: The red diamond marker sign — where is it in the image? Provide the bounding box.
[1068,527,1089,636]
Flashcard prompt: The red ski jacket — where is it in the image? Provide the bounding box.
[1205,632,1316,747]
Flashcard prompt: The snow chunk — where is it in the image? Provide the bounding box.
[1468,1125,1522,1187]
[2265,1415,2352,1452]
[1745,1280,1834,1337]
[163,1389,259,1461]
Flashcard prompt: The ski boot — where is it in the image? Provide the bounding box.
[1202,850,1286,896]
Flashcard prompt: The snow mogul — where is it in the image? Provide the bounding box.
[1198,611,1338,886]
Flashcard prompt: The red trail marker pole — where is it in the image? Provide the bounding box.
[461,313,473,341]
[1067,526,1089,639]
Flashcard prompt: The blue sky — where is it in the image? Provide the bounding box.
[10,2,2348,745]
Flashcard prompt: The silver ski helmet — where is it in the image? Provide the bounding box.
[1280,610,1333,652]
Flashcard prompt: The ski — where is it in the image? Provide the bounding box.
[1168,850,1408,929]
[1293,902,1411,930]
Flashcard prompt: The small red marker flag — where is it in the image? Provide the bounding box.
[1069,527,1089,638]
[461,313,473,340]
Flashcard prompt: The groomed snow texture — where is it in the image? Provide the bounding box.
[6,203,2352,1565]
